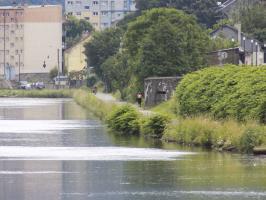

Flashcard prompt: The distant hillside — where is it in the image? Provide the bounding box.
[0,0,63,6]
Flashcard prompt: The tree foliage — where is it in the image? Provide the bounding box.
[236,4,266,42]
[135,0,225,28]
[64,16,94,48]
[124,8,210,80]
[84,28,123,78]
[176,65,266,123]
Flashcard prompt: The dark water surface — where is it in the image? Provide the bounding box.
[0,98,265,200]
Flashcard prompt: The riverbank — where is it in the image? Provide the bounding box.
[0,89,73,98]
[72,89,266,154]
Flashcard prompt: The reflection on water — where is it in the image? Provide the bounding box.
[0,98,265,200]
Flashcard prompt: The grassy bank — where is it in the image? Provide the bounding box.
[73,90,118,120]
[73,89,266,153]
[0,89,73,98]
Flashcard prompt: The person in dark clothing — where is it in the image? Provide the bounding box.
[136,92,142,107]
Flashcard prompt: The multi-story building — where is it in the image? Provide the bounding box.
[0,5,62,82]
[65,0,136,30]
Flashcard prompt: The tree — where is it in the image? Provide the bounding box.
[101,53,131,96]
[64,16,94,48]
[124,8,210,81]
[84,27,123,78]
[234,4,266,42]
[135,0,224,28]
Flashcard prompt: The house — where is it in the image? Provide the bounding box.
[210,24,266,66]
[65,0,137,30]
[0,5,63,82]
[64,35,91,73]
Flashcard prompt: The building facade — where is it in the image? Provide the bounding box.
[0,5,62,82]
[65,0,136,30]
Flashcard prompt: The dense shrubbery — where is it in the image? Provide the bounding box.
[176,65,266,123]
[107,105,140,135]
[141,114,169,138]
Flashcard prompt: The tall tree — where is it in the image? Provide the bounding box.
[84,28,123,78]
[64,16,94,48]
[135,0,224,28]
[123,8,210,91]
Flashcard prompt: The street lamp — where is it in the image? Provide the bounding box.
[251,39,254,65]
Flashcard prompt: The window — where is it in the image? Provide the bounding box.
[93,1,98,5]
[84,6,90,9]
[101,1,108,6]
[76,12,81,15]
[85,17,90,20]
[101,11,107,16]
[76,1,82,4]
[93,12,98,16]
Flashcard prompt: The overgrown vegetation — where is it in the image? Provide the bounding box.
[176,65,266,123]
[163,117,266,153]
[107,105,140,135]
[141,114,169,138]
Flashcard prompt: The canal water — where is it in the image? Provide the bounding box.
[0,98,265,200]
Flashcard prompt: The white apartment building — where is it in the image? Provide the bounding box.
[65,0,136,30]
[0,5,62,81]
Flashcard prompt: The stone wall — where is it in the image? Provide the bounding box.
[144,77,181,107]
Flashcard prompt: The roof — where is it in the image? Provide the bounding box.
[210,24,238,36]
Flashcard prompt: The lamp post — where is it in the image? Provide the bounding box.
[251,39,254,65]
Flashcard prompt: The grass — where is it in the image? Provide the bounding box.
[73,89,117,121]
[0,89,73,98]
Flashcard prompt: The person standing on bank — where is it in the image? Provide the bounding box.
[136,92,142,107]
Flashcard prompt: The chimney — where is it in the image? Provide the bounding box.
[235,23,241,43]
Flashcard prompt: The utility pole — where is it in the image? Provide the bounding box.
[3,10,6,79]
[57,48,60,88]
[18,54,21,81]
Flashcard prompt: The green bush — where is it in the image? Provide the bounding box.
[176,65,266,123]
[141,114,169,138]
[107,105,140,135]
[240,127,265,153]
